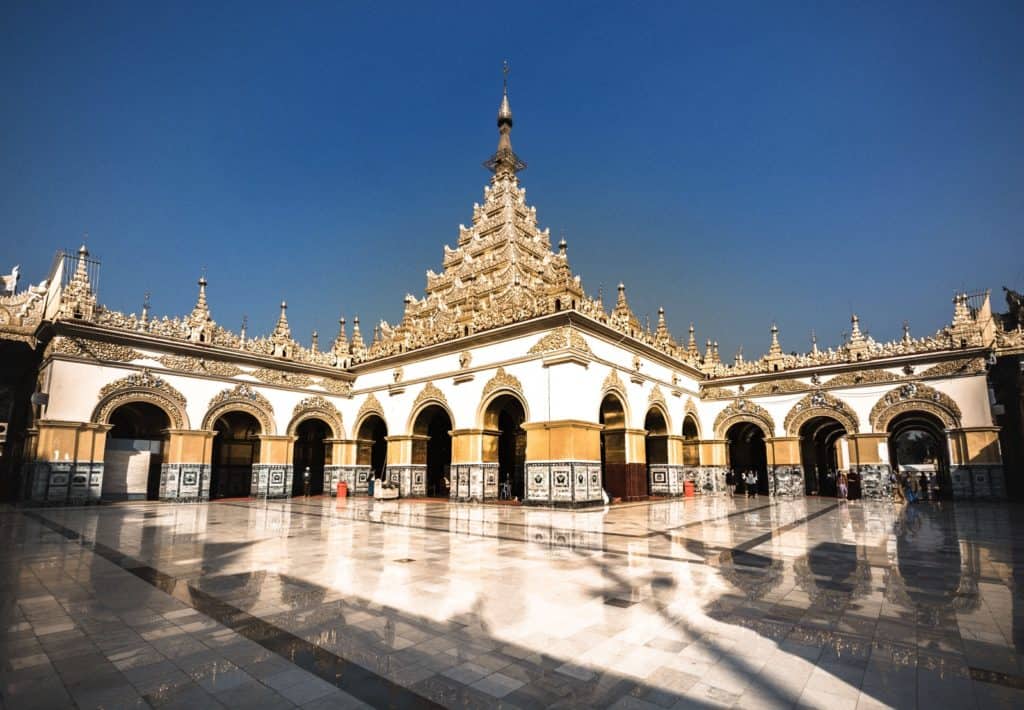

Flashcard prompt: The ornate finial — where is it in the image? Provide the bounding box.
[558,234,567,255]
[332,315,349,358]
[311,330,319,352]
[484,61,526,175]
[810,329,819,355]
[140,291,151,326]
[850,313,864,342]
[240,314,248,342]
[769,322,782,355]
[902,320,911,344]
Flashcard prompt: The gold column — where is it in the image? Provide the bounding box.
[624,428,648,464]
[449,429,485,464]
[258,435,295,465]
[948,427,1002,465]
[522,420,602,462]
[767,437,801,467]
[384,435,416,466]
[847,433,888,466]
[699,439,728,467]
[165,430,216,465]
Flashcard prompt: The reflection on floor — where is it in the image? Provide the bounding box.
[2,495,1023,709]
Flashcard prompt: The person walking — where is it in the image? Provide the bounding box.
[745,470,758,498]
[725,469,735,497]
[837,472,848,502]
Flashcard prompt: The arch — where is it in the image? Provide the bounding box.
[412,404,453,497]
[355,413,388,478]
[647,386,672,432]
[870,383,961,432]
[682,413,700,466]
[887,409,950,499]
[784,391,859,437]
[600,369,632,425]
[288,395,344,438]
[798,415,849,496]
[210,409,261,498]
[292,417,331,495]
[202,384,274,434]
[644,407,669,496]
[726,420,769,495]
[353,393,385,435]
[714,399,775,440]
[103,401,170,501]
[407,383,454,432]
[93,371,189,430]
[478,368,529,427]
[483,393,526,500]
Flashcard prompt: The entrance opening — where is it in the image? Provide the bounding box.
[600,393,642,500]
[682,415,700,466]
[726,421,769,494]
[412,405,453,497]
[356,415,388,481]
[644,408,669,496]
[798,417,847,496]
[211,411,261,499]
[888,411,949,499]
[484,394,526,501]
[292,418,330,496]
[104,402,169,500]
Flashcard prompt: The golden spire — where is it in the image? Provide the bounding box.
[350,316,366,360]
[484,60,526,176]
[769,322,782,356]
[332,315,349,355]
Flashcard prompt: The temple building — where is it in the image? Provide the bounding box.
[2,81,1023,507]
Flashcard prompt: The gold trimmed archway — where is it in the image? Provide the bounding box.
[477,367,528,426]
[92,370,189,429]
[784,391,859,436]
[870,383,961,432]
[407,382,454,432]
[683,397,701,438]
[288,395,344,438]
[601,369,632,425]
[353,393,386,433]
[202,383,275,434]
[714,399,775,439]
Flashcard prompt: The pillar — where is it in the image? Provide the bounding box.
[691,439,727,495]
[523,420,603,508]
[252,434,295,498]
[161,429,216,501]
[847,433,892,500]
[449,428,488,502]
[385,434,428,497]
[326,439,365,496]
[26,420,109,504]
[767,436,803,498]
[948,427,1004,498]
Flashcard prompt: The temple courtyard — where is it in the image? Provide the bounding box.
[1,496,1022,709]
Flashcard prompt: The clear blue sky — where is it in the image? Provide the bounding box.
[2,2,1021,359]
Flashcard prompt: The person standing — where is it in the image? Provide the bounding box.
[745,470,758,498]
[837,472,848,502]
[725,469,735,497]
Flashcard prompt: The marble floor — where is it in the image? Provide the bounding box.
[1,495,1023,709]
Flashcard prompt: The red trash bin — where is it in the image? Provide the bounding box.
[336,482,348,498]
[684,481,696,498]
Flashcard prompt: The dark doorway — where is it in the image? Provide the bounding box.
[727,421,769,494]
[485,394,526,501]
[292,418,330,496]
[644,408,669,496]
[211,411,261,499]
[682,415,700,466]
[356,415,388,480]
[105,402,169,500]
[798,417,847,496]
[413,405,453,497]
[601,393,645,501]
[888,411,950,499]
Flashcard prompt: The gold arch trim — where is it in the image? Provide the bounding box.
[202,383,275,434]
[92,370,189,429]
[869,382,962,431]
[288,395,344,438]
[784,391,860,436]
[714,399,775,439]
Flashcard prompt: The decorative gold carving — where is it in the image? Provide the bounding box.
[290,395,344,438]
[251,368,314,388]
[412,382,449,413]
[52,336,141,362]
[701,386,738,400]
[157,354,242,377]
[602,369,626,394]
[392,367,404,383]
[869,382,962,431]
[648,385,667,408]
[918,358,986,379]
[528,326,592,355]
[784,391,859,436]
[632,355,642,372]
[459,351,472,369]
[93,369,189,429]
[319,377,353,396]
[742,379,806,397]
[203,383,275,434]
[714,399,775,439]
[481,367,523,400]
[355,393,385,425]
[824,369,901,388]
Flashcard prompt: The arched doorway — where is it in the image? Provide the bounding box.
[644,408,669,496]
[682,415,700,466]
[211,411,261,499]
[103,402,169,500]
[412,405,453,498]
[600,394,638,501]
[888,411,949,500]
[798,417,847,497]
[726,421,769,495]
[356,415,388,482]
[484,394,526,501]
[292,418,330,496]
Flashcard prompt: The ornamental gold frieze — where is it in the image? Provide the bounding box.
[51,336,141,363]
[701,386,737,400]
[318,377,353,396]
[527,325,592,355]
[917,358,986,379]
[412,382,449,412]
[648,385,667,408]
[157,354,242,378]
[355,393,384,423]
[481,367,524,399]
[251,368,314,388]
[740,379,806,397]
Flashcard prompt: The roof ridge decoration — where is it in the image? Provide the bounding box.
[528,325,592,355]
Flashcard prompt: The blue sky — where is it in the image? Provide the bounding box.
[2,2,1021,359]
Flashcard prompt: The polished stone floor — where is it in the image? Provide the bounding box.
[1,495,1023,709]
